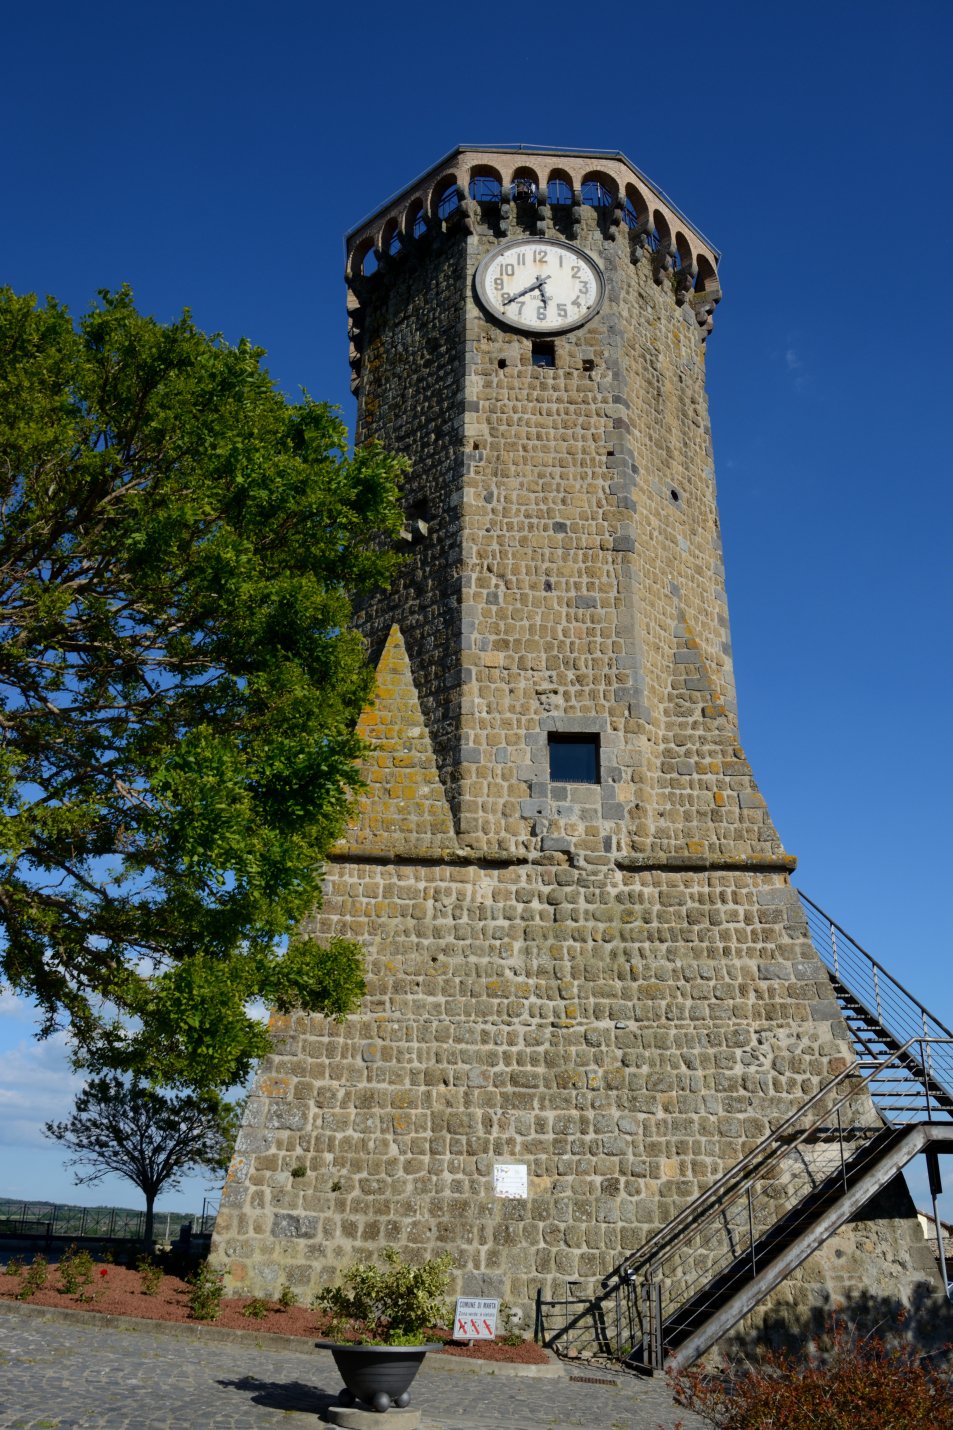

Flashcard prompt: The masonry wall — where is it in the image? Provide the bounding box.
[212,169,937,1334]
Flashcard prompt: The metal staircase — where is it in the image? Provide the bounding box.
[534,892,953,1371]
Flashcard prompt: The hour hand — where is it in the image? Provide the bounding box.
[503,277,543,305]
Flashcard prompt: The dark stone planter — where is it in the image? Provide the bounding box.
[315,1341,441,1413]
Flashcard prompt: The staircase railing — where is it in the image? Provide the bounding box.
[799,891,953,1111]
[536,896,953,1368]
[538,1042,953,1365]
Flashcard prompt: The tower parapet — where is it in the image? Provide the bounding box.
[346,145,722,392]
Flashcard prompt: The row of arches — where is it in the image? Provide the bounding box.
[349,163,719,301]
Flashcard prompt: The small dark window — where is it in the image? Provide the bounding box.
[548,733,600,784]
[532,340,555,368]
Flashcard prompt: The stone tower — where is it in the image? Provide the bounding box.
[213,146,931,1328]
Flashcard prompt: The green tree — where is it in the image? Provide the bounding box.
[0,287,404,1090]
[45,1076,240,1244]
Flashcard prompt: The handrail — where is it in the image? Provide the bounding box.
[606,1039,949,1291]
[542,897,953,1367]
[798,891,953,1039]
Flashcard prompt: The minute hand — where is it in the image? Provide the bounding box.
[503,277,545,305]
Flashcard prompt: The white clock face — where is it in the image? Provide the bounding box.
[474,239,605,334]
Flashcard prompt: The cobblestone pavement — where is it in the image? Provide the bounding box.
[0,1306,706,1429]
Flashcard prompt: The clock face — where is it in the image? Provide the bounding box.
[474,239,605,334]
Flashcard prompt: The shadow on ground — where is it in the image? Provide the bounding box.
[218,1374,339,1415]
[724,1280,953,1363]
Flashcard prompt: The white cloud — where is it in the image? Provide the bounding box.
[0,990,36,1020]
[785,347,802,372]
[0,1033,82,1149]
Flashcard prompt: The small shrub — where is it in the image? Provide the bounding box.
[137,1255,164,1296]
[315,1247,453,1346]
[187,1262,224,1322]
[672,1322,953,1429]
[277,1283,297,1310]
[17,1254,48,1299]
[242,1296,270,1320]
[5,1257,24,1278]
[290,1165,306,1179]
[57,1245,95,1297]
[496,1301,525,1347]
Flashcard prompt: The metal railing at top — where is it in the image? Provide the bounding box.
[799,892,953,1106]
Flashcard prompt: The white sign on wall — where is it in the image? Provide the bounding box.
[454,1297,499,1340]
[493,1162,528,1199]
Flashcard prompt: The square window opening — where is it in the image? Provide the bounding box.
[548,732,600,784]
[532,340,556,368]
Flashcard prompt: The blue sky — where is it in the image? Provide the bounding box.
[2,1,951,1223]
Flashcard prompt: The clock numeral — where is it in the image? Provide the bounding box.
[557,303,568,320]
[536,306,546,321]
[571,264,581,278]
[493,276,504,291]
[516,302,525,317]
[501,292,511,304]
[516,251,527,266]
[533,248,548,263]
[503,262,515,276]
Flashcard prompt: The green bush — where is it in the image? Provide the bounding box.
[136,1256,164,1296]
[57,1245,95,1297]
[242,1297,270,1319]
[315,1247,453,1346]
[673,1322,953,1429]
[5,1256,24,1278]
[187,1262,224,1322]
[17,1254,48,1299]
[277,1284,297,1310]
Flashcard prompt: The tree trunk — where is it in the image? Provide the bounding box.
[143,1192,155,1246]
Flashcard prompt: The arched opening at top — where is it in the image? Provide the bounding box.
[469,167,503,204]
[674,231,695,275]
[547,170,573,206]
[694,254,718,293]
[581,172,617,208]
[648,209,671,254]
[382,218,402,258]
[510,166,539,203]
[352,237,377,278]
[623,183,649,230]
[406,198,427,239]
[434,176,461,221]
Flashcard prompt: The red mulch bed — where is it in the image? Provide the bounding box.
[0,1260,549,1364]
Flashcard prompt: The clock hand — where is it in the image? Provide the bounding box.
[503,277,544,305]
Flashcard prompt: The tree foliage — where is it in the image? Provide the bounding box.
[45,1075,240,1244]
[0,286,405,1089]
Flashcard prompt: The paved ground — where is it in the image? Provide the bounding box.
[0,1304,706,1429]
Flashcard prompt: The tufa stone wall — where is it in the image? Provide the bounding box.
[212,149,937,1333]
